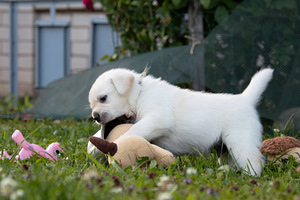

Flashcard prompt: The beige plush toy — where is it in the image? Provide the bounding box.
[260,136,300,163]
[89,124,175,169]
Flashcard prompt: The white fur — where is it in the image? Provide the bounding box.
[88,68,273,176]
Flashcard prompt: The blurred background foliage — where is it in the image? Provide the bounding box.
[89,0,300,133]
[22,0,300,134]
[97,0,243,56]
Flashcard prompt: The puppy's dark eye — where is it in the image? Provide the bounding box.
[99,95,107,103]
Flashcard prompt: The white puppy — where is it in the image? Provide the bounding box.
[88,68,273,176]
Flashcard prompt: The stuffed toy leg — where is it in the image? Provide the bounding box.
[89,124,175,168]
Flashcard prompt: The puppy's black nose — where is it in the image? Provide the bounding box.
[93,113,101,123]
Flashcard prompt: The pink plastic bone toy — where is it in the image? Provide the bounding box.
[0,130,63,162]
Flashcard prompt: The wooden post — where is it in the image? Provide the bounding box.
[9,2,18,102]
[188,0,205,91]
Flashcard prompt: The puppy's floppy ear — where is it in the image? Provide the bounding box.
[110,73,134,95]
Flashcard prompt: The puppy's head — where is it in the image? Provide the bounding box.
[89,69,137,138]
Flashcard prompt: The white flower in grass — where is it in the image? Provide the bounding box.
[157,175,170,190]
[157,175,178,196]
[77,138,86,143]
[217,165,230,173]
[10,189,24,200]
[0,176,18,197]
[186,167,197,176]
[152,0,158,6]
[110,187,123,194]
[273,128,280,133]
[157,191,173,200]
[82,169,98,180]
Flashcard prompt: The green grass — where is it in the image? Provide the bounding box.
[0,102,299,199]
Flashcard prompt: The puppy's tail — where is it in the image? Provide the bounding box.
[241,68,274,106]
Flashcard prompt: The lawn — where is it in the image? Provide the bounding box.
[0,100,299,200]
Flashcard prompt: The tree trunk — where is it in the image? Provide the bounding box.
[188,0,205,91]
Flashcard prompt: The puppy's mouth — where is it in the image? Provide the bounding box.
[102,115,134,139]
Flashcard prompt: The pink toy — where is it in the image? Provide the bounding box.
[0,130,63,162]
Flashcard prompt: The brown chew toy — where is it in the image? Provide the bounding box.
[260,136,300,162]
[89,124,175,169]
[89,137,117,155]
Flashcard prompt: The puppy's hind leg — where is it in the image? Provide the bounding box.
[223,127,264,176]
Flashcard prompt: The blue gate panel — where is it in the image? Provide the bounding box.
[90,18,120,68]
[35,21,70,88]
